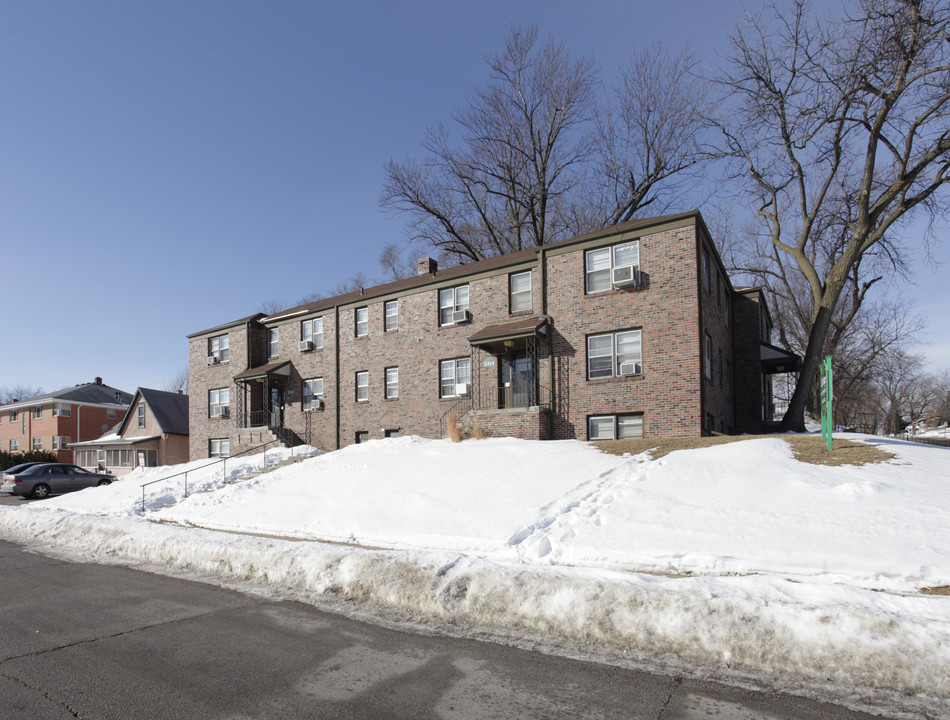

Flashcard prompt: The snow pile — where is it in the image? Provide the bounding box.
[1,434,948,717]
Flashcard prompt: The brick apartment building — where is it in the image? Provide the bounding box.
[0,379,133,462]
[187,212,799,460]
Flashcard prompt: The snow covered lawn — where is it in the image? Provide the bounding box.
[1,434,948,718]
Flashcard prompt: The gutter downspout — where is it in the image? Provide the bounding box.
[540,246,554,439]
[334,304,341,450]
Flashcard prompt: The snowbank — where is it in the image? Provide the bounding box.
[1,434,948,717]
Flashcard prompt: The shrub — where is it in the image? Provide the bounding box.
[447,413,463,443]
[0,449,58,472]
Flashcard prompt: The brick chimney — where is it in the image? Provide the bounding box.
[95,377,103,385]
[417,257,438,276]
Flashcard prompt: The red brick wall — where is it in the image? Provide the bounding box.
[545,225,703,439]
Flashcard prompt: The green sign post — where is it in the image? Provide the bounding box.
[819,355,833,450]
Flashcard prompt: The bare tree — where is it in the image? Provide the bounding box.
[381,26,598,262]
[382,27,715,264]
[874,349,937,433]
[378,242,415,281]
[163,368,189,395]
[0,385,44,404]
[589,44,713,228]
[717,0,950,431]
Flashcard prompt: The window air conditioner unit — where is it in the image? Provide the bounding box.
[207,356,219,365]
[455,383,471,396]
[612,265,640,288]
[618,361,642,376]
[314,398,324,410]
[451,309,471,324]
[219,407,230,419]
[299,340,314,352]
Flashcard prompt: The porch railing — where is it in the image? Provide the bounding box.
[439,384,551,438]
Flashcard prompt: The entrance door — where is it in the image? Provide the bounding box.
[501,351,533,408]
[269,386,284,427]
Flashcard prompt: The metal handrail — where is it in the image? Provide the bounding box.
[138,439,309,514]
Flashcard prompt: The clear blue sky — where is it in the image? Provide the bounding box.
[1,0,947,396]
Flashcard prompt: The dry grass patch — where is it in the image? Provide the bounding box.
[592,434,894,466]
[922,586,950,596]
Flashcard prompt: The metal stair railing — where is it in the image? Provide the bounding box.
[138,439,312,514]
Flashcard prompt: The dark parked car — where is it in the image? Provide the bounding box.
[8,463,116,499]
[1,462,49,493]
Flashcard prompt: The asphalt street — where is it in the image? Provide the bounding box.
[0,529,889,719]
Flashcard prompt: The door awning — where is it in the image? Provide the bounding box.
[234,360,292,382]
[760,343,801,374]
[468,316,548,352]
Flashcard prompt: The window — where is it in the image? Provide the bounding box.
[268,328,279,357]
[209,388,230,418]
[385,367,399,399]
[32,407,42,419]
[356,371,368,402]
[509,271,532,313]
[52,436,70,450]
[300,317,323,350]
[105,449,133,467]
[585,241,640,293]
[355,431,369,444]
[587,330,642,379]
[588,414,644,440]
[53,402,72,417]
[32,437,43,451]
[440,358,472,397]
[209,334,230,363]
[439,285,470,325]
[9,440,18,452]
[385,300,398,332]
[10,410,17,422]
[107,408,117,419]
[303,378,324,411]
[137,403,147,428]
[704,334,713,380]
[384,429,400,438]
[355,307,368,337]
[702,248,711,291]
[209,438,230,458]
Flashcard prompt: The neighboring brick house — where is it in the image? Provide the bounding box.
[0,378,133,462]
[70,388,190,476]
[187,212,798,460]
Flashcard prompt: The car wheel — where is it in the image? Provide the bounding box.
[32,484,51,499]
[96,479,111,487]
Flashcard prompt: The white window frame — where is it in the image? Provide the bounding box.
[439,285,470,326]
[9,440,18,452]
[355,307,369,337]
[385,367,399,399]
[384,300,398,332]
[137,403,147,428]
[32,406,42,419]
[440,358,472,398]
[509,271,532,313]
[107,408,116,419]
[52,436,70,450]
[32,437,43,451]
[356,371,369,402]
[209,334,230,363]
[585,241,640,294]
[588,414,644,440]
[209,388,230,418]
[587,330,643,379]
[301,317,324,349]
[302,378,324,411]
[53,402,73,417]
[209,438,230,458]
[268,327,279,357]
[10,410,17,422]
